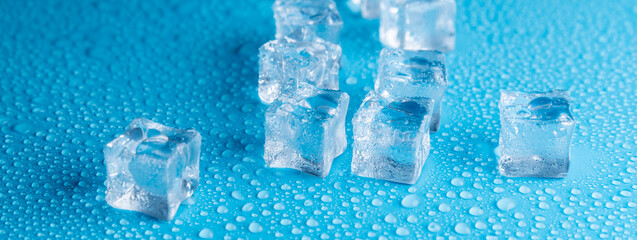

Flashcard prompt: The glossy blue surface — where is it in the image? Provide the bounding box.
[1,0,635,239]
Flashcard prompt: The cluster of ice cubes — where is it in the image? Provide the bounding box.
[260,0,349,177]
[261,0,455,184]
[104,118,201,220]
[101,0,577,221]
[341,0,456,184]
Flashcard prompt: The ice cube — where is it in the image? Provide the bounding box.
[361,0,381,19]
[380,0,456,52]
[375,48,447,132]
[258,34,341,104]
[273,0,343,43]
[498,90,575,178]
[347,0,361,13]
[351,92,434,184]
[104,118,201,220]
[264,87,349,177]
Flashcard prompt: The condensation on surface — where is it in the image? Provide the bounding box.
[0,0,635,239]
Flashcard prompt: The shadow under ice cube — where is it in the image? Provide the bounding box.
[273,0,343,43]
[352,92,434,184]
[264,88,349,177]
[258,34,341,104]
[498,90,575,178]
[375,48,447,132]
[380,0,456,52]
[104,118,201,220]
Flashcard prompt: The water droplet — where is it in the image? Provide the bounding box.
[401,194,421,208]
[306,218,319,227]
[384,214,397,224]
[428,223,441,232]
[198,228,214,239]
[563,207,575,215]
[257,190,270,199]
[451,178,465,186]
[242,203,255,212]
[396,227,410,236]
[496,198,516,211]
[12,123,33,134]
[469,207,484,216]
[407,215,418,223]
[454,223,472,235]
[231,190,245,200]
[248,222,263,233]
[438,203,451,212]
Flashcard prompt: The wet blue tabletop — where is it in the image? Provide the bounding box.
[0,0,636,239]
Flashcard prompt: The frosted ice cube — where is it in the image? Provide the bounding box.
[258,34,341,104]
[264,87,349,177]
[351,92,434,184]
[375,48,447,132]
[498,90,575,178]
[380,0,456,52]
[104,118,201,220]
[273,0,343,43]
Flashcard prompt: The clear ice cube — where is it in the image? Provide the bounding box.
[258,33,341,104]
[264,87,349,177]
[375,48,447,132]
[104,118,201,220]
[361,0,381,19]
[380,0,456,52]
[273,0,343,43]
[498,90,575,178]
[347,0,362,13]
[351,92,434,184]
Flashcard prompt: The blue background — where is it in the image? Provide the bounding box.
[1,0,636,239]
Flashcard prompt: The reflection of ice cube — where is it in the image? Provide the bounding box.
[258,34,341,104]
[375,48,447,132]
[498,90,575,178]
[264,87,349,177]
[380,0,456,52]
[273,0,343,43]
[104,118,201,220]
[352,92,434,184]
